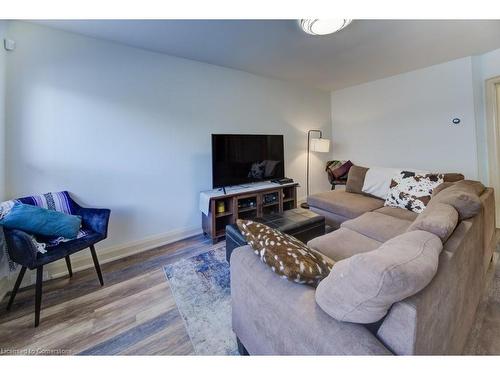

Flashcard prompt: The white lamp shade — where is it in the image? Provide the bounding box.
[310,138,330,153]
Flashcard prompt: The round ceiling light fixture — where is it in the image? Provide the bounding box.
[299,19,352,36]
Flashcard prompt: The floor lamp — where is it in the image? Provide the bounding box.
[300,129,330,209]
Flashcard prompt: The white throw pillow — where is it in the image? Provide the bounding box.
[362,167,402,200]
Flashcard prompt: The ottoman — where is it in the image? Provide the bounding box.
[225,208,326,263]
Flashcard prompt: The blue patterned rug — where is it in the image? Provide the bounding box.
[163,247,238,355]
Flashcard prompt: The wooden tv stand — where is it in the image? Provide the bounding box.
[201,182,298,244]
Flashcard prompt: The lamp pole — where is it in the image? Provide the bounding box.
[301,129,323,209]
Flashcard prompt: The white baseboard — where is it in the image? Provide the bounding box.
[0,225,203,302]
[47,225,203,279]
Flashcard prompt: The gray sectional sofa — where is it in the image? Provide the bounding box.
[230,166,496,355]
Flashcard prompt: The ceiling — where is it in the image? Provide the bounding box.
[33,20,500,91]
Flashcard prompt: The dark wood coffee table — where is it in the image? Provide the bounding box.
[225,208,325,263]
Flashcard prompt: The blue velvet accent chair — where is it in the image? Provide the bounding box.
[3,191,111,327]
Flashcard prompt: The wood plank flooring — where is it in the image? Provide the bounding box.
[0,234,224,355]
[1,231,499,355]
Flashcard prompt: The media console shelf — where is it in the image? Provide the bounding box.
[201,182,298,243]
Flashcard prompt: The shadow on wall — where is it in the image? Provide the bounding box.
[5,22,331,251]
[6,161,206,249]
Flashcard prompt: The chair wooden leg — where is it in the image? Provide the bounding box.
[90,245,104,286]
[65,255,73,277]
[35,266,43,327]
[6,266,27,311]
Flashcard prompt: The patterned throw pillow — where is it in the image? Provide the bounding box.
[236,219,334,286]
[385,171,444,213]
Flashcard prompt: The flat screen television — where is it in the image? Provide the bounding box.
[212,134,285,188]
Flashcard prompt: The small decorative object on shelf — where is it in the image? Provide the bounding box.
[217,201,226,214]
[263,193,278,205]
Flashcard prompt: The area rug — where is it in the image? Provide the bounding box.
[164,244,500,355]
[163,247,238,355]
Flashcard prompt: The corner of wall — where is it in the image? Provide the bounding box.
[471,55,489,185]
[0,21,9,302]
[0,20,8,200]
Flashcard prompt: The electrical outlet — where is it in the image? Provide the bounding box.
[3,38,16,51]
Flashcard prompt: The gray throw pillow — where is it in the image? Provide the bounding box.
[432,182,454,196]
[454,180,485,196]
[315,230,442,324]
[443,173,465,183]
[407,203,459,242]
[345,165,368,194]
[429,180,484,220]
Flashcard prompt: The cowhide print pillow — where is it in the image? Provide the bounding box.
[236,219,334,286]
[384,171,444,213]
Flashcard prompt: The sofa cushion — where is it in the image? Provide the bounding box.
[307,190,384,220]
[429,180,483,220]
[407,203,458,242]
[373,206,418,221]
[345,165,368,194]
[432,182,454,196]
[454,180,486,196]
[236,220,334,286]
[230,246,392,355]
[345,167,462,196]
[341,212,412,243]
[385,171,444,213]
[307,227,382,261]
[34,230,105,266]
[309,207,349,230]
[433,180,485,198]
[315,230,443,324]
[443,173,465,183]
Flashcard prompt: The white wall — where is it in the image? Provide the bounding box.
[0,21,7,200]
[4,22,331,259]
[330,57,479,179]
[0,21,8,301]
[471,55,488,183]
[480,48,500,82]
[472,47,500,185]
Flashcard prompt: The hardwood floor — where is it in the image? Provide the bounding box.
[0,234,224,355]
[1,230,498,355]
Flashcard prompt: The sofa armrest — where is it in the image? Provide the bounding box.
[74,207,111,237]
[230,246,392,355]
[377,220,484,355]
[3,227,39,269]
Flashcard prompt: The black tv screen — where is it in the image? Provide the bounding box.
[212,134,285,188]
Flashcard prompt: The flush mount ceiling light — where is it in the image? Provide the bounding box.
[299,19,352,36]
